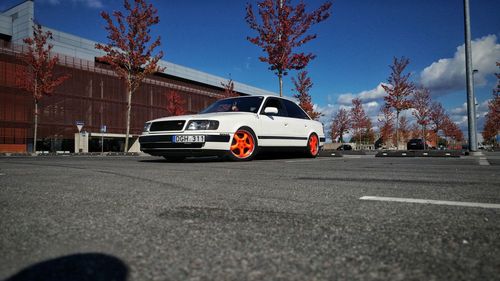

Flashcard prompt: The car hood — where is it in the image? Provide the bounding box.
[148,112,256,122]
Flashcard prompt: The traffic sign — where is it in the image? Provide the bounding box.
[76,121,84,132]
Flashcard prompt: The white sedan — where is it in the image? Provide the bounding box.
[139,95,325,161]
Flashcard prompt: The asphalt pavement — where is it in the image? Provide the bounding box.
[1,153,499,280]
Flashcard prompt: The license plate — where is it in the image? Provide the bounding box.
[172,135,205,143]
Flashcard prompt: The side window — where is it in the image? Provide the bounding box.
[283,99,310,119]
[261,98,288,117]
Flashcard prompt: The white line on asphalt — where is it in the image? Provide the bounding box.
[285,158,337,163]
[479,157,490,166]
[359,196,500,209]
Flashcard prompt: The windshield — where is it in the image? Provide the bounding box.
[200,96,264,114]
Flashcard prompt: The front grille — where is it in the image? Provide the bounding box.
[150,120,185,132]
[139,135,173,143]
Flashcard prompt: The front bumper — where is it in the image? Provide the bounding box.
[139,134,231,156]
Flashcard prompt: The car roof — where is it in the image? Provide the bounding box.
[222,95,297,103]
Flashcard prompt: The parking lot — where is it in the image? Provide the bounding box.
[1,153,499,280]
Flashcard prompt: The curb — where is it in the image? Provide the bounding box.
[376,150,462,157]
[318,150,343,157]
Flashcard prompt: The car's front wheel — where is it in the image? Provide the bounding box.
[305,133,320,158]
[227,127,258,161]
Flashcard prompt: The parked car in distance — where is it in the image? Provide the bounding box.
[407,138,428,150]
[139,95,326,161]
[336,144,352,151]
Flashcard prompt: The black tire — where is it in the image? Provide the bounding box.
[227,127,259,161]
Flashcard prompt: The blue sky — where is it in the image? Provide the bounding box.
[2,0,499,137]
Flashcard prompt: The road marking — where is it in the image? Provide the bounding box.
[285,158,337,163]
[479,157,490,166]
[359,196,500,209]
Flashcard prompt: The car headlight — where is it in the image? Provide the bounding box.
[143,122,152,132]
[186,120,219,130]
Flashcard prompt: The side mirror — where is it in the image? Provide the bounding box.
[264,107,278,115]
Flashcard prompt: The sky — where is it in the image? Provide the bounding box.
[2,0,499,140]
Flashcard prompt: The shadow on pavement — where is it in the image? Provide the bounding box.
[5,253,128,281]
[139,156,222,163]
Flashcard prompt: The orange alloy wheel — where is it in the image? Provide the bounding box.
[308,134,319,156]
[230,130,255,159]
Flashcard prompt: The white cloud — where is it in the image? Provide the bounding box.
[450,102,467,115]
[420,34,500,94]
[329,83,387,135]
[336,83,388,105]
[448,100,490,135]
[336,93,355,105]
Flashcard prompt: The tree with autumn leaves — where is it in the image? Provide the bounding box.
[377,106,395,147]
[292,71,321,120]
[429,101,447,147]
[442,115,463,147]
[411,87,432,149]
[349,98,373,147]
[382,57,415,148]
[166,90,186,116]
[245,0,331,97]
[96,0,164,152]
[482,62,500,147]
[18,24,69,153]
[330,108,350,143]
[220,78,239,99]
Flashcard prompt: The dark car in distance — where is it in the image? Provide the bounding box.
[407,138,427,150]
[337,144,353,151]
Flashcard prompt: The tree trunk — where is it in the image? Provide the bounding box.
[358,130,361,150]
[422,124,426,150]
[124,88,132,153]
[278,73,283,97]
[435,128,439,149]
[395,111,400,149]
[34,100,38,154]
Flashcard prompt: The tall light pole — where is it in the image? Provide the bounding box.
[464,0,478,152]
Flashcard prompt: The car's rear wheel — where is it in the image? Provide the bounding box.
[305,133,319,158]
[228,127,258,161]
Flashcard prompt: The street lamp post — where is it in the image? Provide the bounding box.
[463,0,478,152]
